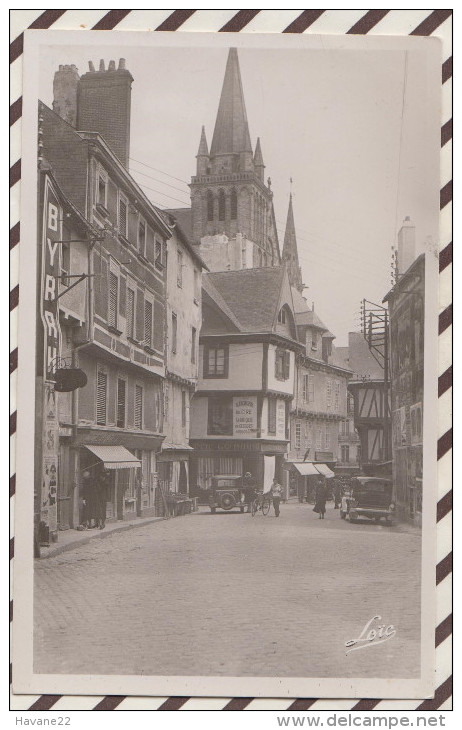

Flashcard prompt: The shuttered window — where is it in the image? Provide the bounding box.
[96,367,107,425]
[155,239,163,270]
[204,345,228,377]
[144,299,153,348]
[118,196,128,237]
[108,271,118,328]
[295,421,301,450]
[135,384,143,429]
[117,378,126,428]
[268,398,277,434]
[126,288,135,339]
[138,218,146,255]
[302,374,309,402]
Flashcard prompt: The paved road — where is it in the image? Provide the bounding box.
[34,502,421,678]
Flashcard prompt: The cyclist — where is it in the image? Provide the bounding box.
[242,471,257,513]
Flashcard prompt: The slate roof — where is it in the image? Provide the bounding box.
[347,332,385,380]
[164,207,193,242]
[203,267,286,334]
[295,308,329,332]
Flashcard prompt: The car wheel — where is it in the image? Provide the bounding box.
[220,493,236,511]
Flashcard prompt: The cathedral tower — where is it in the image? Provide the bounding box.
[190,48,280,272]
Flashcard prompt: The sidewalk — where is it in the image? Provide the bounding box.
[38,513,190,559]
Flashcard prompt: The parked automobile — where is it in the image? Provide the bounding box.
[208,475,246,514]
[340,477,395,525]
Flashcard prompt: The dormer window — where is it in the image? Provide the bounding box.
[96,168,108,212]
[311,331,318,351]
[277,308,286,325]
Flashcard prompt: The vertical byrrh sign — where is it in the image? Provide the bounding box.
[39,177,62,538]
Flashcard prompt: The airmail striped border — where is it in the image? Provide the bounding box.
[9,9,452,712]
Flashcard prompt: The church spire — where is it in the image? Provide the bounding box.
[254,137,265,182]
[282,193,304,294]
[197,125,209,157]
[210,47,253,157]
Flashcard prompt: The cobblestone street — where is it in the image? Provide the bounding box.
[34,503,421,678]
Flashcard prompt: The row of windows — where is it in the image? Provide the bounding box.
[340,445,361,463]
[294,420,331,451]
[95,166,167,272]
[96,366,145,429]
[300,374,342,410]
[202,345,291,381]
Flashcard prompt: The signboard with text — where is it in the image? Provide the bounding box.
[233,397,257,435]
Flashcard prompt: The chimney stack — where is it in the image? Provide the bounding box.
[76,57,133,168]
[52,64,80,127]
[397,216,416,275]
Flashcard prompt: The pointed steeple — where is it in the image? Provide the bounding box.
[254,137,265,182]
[282,194,304,294]
[197,125,209,157]
[196,125,210,175]
[210,48,253,157]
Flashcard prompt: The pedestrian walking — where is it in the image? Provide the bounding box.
[332,477,342,509]
[271,478,283,517]
[82,469,98,528]
[242,471,257,512]
[95,468,109,529]
[313,476,328,519]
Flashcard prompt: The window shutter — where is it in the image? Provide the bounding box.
[96,368,107,425]
[108,272,118,327]
[146,228,155,264]
[144,299,153,348]
[119,197,127,237]
[126,288,135,339]
[119,275,126,318]
[135,385,143,429]
[107,179,118,221]
[136,288,144,342]
[153,299,164,353]
[117,378,126,428]
[283,351,290,379]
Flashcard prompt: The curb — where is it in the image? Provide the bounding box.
[38,515,174,559]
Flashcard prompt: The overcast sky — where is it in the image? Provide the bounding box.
[39,39,440,346]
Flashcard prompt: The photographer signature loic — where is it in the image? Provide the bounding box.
[345,615,396,655]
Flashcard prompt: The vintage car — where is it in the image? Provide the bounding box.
[340,477,395,525]
[208,475,246,514]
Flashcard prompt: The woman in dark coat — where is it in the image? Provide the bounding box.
[313,477,328,519]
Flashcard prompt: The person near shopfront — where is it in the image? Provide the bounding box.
[271,478,283,517]
[81,469,97,528]
[95,468,109,529]
[332,477,342,509]
[313,476,328,520]
[242,471,257,513]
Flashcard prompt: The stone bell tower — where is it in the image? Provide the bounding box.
[190,48,280,272]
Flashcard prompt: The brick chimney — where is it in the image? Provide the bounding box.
[397,216,416,276]
[52,64,80,127]
[77,58,133,168]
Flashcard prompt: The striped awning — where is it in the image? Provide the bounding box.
[291,462,320,476]
[84,445,141,470]
[314,463,335,478]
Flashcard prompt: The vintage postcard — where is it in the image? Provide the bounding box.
[13,28,442,699]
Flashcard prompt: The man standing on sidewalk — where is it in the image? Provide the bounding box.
[271,478,283,518]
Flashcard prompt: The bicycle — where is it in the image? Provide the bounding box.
[251,492,272,517]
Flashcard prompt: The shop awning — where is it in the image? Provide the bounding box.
[314,463,335,478]
[291,462,321,476]
[84,445,141,470]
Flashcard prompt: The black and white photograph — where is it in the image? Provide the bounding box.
[13,27,442,700]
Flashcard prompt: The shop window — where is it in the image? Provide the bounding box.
[208,397,233,435]
[135,384,143,429]
[96,366,107,425]
[117,378,126,428]
[204,344,228,378]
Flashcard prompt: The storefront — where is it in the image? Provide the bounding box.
[284,461,334,502]
[80,445,141,523]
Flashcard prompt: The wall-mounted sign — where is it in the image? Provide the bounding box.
[276,400,286,439]
[41,178,62,380]
[233,397,257,435]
